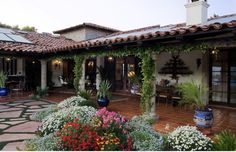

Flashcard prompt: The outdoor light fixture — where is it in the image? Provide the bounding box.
[88,61,94,68]
[53,59,62,69]
[5,58,11,62]
[108,56,113,61]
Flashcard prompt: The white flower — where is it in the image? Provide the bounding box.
[167,125,213,151]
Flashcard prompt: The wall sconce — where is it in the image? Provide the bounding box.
[53,59,62,69]
[108,56,113,62]
[5,58,11,62]
[88,61,94,68]
[196,58,201,69]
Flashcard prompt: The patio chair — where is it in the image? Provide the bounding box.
[156,85,170,106]
[11,81,25,96]
[58,76,68,86]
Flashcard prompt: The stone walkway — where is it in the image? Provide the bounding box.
[0,100,53,151]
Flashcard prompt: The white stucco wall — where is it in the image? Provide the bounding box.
[51,61,63,87]
[85,27,113,40]
[155,50,208,85]
[155,50,209,103]
[60,28,86,42]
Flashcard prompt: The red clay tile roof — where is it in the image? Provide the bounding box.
[49,13,236,53]
[0,31,77,53]
[0,14,236,55]
[53,23,120,34]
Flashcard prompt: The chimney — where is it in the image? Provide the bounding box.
[185,0,209,26]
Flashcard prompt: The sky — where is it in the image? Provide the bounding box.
[0,0,236,33]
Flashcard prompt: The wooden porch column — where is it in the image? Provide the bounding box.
[40,60,47,89]
[150,54,159,119]
[79,59,86,90]
[96,56,104,90]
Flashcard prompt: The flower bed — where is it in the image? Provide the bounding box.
[167,125,213,151]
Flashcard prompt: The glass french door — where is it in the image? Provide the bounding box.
[210,50,236,106]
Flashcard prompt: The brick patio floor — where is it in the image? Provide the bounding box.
[1,92,236,136]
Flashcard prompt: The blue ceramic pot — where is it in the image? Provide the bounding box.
[193,108,213,128]
[97,97,110,107]
[0,87,8,96]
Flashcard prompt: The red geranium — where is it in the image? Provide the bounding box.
[57,119,100,151]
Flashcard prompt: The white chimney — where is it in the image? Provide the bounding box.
[185,0,209,26]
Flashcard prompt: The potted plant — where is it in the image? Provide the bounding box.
[128,71,140,94]
[0,71,8,96]
[97,80,111,107]
[177,81,213,128]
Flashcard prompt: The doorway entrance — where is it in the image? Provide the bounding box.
[104,56,140,91]
[210,49,236,106]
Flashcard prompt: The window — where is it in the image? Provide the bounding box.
[0,58,17,75]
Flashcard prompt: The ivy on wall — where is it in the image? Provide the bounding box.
[139,52,155,113]
[73,55,85,92]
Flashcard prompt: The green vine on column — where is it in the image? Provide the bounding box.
[139,52,155,114]
[73,55,85,92]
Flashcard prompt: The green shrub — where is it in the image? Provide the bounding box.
[78,90,93,100]
[131,114,156,125]
[128,116,163,151]
[213,130,236,151]
[130,129,163,151]
[30,105,58,121]
[23,133,59,151]
[31,86,49,100]
[57,95,87,109]
[79,100,97,109]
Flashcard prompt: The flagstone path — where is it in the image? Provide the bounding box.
[0,100,53,151]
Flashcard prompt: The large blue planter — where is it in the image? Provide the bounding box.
[193,108,213,128]
[97,97,110,107]
[0,87,8,96]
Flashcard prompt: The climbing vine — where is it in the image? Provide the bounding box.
[73,55,85,92]
[45,42,209,114]
[139,51,155,113]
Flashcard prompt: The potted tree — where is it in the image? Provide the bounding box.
[97,80,111,107]
[0,71,8,96]
[177,81,213,128]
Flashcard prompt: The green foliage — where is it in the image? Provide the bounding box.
[78,89,93,100]
[97,80,112,99]
[32,86,49,100]
[177,80,208,110]
[139,52,155,113]
[23,133,59,151]
[57,96,87,109]
[79,100,98,109]
[130,130,163,151]
[21,26,37,32]
[0,71,7,88]
[73,55,85,92]
[129,117,163,151]
[213,130,236,151]
[0,22,37,31]
[30,105,58,121]
[131,114,156,125]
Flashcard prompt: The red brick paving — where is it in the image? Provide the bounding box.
[1,92,236,136]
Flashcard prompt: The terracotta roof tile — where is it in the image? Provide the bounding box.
[0,14,236,55]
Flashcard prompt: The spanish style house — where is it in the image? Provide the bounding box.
[0,0,236,108]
